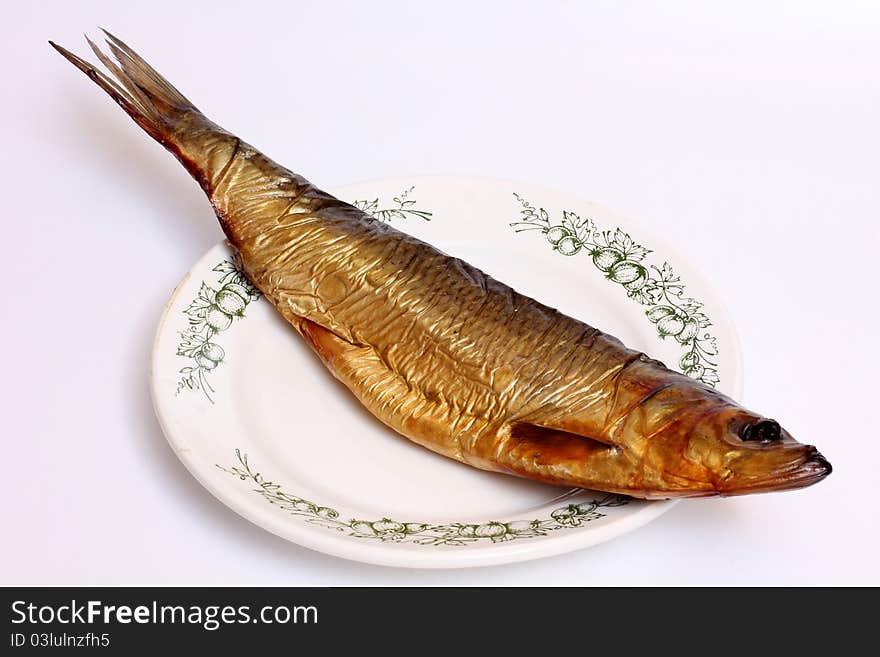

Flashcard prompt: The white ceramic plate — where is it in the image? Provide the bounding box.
[151,176,743,568]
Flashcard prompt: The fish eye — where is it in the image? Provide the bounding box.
[741,419,782,443]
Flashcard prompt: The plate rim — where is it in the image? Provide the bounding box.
[151,175,746,568]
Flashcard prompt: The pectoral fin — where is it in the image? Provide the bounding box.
[494,422,631,490]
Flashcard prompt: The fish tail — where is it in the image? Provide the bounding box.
[50,30,199,140]
[50,30,226,193]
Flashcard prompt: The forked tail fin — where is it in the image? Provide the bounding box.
[50,30,240,196]
[51,32,320,244]
[50,30,199,142]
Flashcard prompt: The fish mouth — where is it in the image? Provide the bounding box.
[719,446,832,496]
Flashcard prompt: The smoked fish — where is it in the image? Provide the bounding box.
[51,33,831,498]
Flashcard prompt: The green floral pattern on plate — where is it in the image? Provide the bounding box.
[351,185,433,223]
[510,194,720,387]
[175,256,261,403]
[218,449,629,546]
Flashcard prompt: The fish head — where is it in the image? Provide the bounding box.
[641,404,832,497]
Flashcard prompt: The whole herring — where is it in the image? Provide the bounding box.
[51,32,831,498]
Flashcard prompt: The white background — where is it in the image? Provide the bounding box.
[3,1,878,585]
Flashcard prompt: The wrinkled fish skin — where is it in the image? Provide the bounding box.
[52,33,831,498]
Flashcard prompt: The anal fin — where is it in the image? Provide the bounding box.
[291,317,463,461]
[295,316,361,370]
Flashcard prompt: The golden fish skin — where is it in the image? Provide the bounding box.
[52,33,831,499]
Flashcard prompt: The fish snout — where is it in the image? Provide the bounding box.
[720,442,832,495]
[800,447,833,480]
